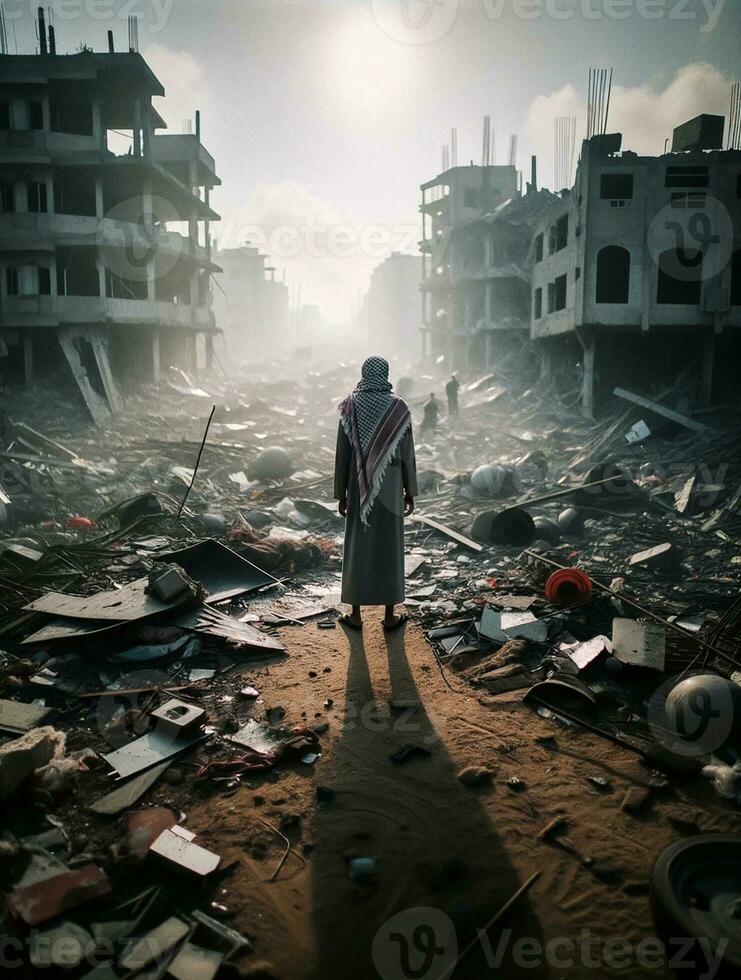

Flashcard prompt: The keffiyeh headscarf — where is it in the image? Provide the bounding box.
[339,357,411,525]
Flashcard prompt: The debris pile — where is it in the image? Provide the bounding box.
[1,360,740,973]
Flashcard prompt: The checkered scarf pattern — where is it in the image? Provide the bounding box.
[339,357,411,526]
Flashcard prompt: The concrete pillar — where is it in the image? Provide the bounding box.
[142,178,156,301]
[95,174,104,220]
[13,178,26,213]
[132,98,142,156]
[151,328,160,381]
[142,100,151,159]
[540,345,553,382]
[184,332,197,373]
[204,187,211,261]
[23,333,33,385]
[579,330,596,418]
[91,96,104,149]
[205,332,214,373]
[96,254,106,299]
[483,331,493,369]
[701,330,715,406]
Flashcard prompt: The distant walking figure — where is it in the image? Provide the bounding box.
[334,357,418,630]
[420,392,440,433]
[445,373,460,416]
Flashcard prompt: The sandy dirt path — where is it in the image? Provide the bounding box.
[188,616,738,980]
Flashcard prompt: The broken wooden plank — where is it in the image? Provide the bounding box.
[414,515,484,553]
[612,387,706,432]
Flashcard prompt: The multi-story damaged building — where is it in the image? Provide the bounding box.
[213,244,290,362]
[0,17,220,421]
[419,162,555,370]
[421,114,741,416]
[531,118,741,414]
[362,252,420,359]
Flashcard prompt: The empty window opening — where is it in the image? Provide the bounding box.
[27,180,48,213]
[596,245,630,304]
[54,170,96,216]
[50,97,93,137]
[600,173,633,200]
[0,182,14,213]
[656,248,702,304]
[549,215,568,254]
[56,247,100,297]
[665,166,709,189]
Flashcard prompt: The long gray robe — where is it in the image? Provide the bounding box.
[334,422,418,606]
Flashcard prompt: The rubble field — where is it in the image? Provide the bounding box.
[0,360,740,979]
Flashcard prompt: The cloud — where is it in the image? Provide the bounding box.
[143,43,208,134]
[526,63,732,191]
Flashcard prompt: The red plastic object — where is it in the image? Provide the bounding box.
[67,516,96,529]
[545,567,592,605]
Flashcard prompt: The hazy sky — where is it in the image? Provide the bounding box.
[9,0,740,320]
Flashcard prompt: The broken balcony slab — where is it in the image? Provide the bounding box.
[157,538,275,602]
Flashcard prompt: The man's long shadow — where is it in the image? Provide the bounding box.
[309,622,546,980]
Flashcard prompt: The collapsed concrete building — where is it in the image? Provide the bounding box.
[419,162,532,367]
[0,15,220,422]
[420,113,741,415]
